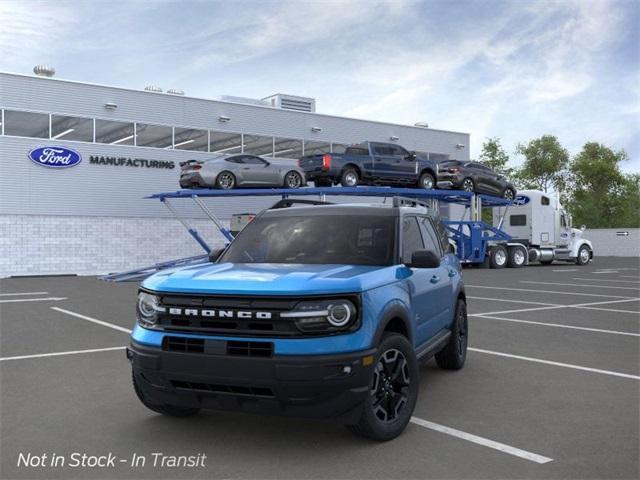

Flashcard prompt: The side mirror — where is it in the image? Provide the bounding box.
[405,250,440,268]
[208,248,225,263]
[264,161,270,167]
[407,151,417,161]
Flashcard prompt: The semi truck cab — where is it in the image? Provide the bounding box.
[494,190,593,265]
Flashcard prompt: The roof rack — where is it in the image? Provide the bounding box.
[270,198,334,209]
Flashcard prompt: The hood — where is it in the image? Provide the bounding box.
[142,263,401,295]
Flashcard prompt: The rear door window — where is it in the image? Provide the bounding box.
[402,217,425,262]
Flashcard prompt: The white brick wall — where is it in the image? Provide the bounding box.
[584,228,640,257]
[0,215,229,277]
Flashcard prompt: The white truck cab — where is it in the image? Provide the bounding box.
[493,190,593,265]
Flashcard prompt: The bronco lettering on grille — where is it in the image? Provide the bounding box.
[167,308,272,320]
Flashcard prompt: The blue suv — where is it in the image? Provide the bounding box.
[128,198,467,440]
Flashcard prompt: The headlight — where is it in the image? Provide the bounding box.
[282,299,358,333]
[136,291,164,327]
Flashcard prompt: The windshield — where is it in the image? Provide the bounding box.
[220,214,397,266]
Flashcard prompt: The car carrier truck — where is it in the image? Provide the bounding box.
[488,189,593,267]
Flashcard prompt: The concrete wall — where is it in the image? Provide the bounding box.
[584,228,640,257]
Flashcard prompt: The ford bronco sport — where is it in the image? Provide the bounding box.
[128,198,468,440]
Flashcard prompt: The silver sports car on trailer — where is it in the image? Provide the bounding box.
[179,154,306,189]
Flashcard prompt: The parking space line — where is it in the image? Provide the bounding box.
[572,278,640,284]
[0,297,67,304]
[0,346,125,362]
[467,296,560,307]
[520,281,640,291]
[466,285,637,299]
[621,275,640,279]
[552,269,579,272]
[0,291,49,296]
[469,348,640,380]
[471,314,640,337]
[473,297,640,317]
[410,417,553,464]
[472,305,565,316]
[51,307,132,334]
[576,306,640,315]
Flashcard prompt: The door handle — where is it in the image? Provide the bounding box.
[242,167,251,170]
[430,275,440,284]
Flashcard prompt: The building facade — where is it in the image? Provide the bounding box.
[0,72,470,277]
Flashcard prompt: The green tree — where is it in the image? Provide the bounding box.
[516,135,569,193]
[565,142,638,228]
[479,137,512,176]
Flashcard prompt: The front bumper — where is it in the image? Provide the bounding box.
[128,340,376,423]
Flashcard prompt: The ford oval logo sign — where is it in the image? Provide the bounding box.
[28,146,82,168]
[513,195,530,206]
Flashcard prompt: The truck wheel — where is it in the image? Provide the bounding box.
[507,246,526,268]
[132,371,200,417]
[347,333,418,441]
[461,178,475,192]
[435,298,468,370]
[418,172,435,190]
[340,168,359,187]
[216,171,236,189]
[576,245,591,265]
[489,245,507,269]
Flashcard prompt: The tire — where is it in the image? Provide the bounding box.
[435,298,468,370]
[283,170,303,189]
[216,171,236,189]
[347,333,418,441]
[461,178,475,192]
[418,172,435,190]
[340,168,360,187]
[132,371,200,417]
[490,245,508,269]
[576,245,591,265]
[503,188,516,201]
[507,246,526,268]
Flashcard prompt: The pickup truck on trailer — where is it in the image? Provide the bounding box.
[298,141,439,189]
[128,198,467,440]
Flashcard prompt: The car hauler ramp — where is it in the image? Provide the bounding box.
[102,187,512,281]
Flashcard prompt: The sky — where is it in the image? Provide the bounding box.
[1,0,638,172]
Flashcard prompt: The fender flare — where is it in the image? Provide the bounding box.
[371,302,413,347]
[571,238,594,258]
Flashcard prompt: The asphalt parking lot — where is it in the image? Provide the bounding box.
[1,257,638,479]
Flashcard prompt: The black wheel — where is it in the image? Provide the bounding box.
[507,245,526,268]
[418,172,435,190]
[435,298,468,370]
[284,170,303,189]
[576,245,591,265]
[503,188,516,201]
[314,179,332,187]
[461,178,475,192]
[490,245,508,269]
[340,168,359,187]
[347,333,418,441]
[132,371,200,417]
[216,171,236,189]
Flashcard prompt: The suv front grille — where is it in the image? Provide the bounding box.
[162,336,273,357]
[152,293,359,337]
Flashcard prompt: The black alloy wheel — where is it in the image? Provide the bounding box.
[371,349,410,423]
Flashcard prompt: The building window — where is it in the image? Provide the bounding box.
[210,131,243,154]
[51,114,93,142]
[273,137,303,159]
[173,127,208,151]
[3,110,49,138]
[95,119,135,145]
[135,123,173,148]
[243,134,274,156]
[303,140,331,155]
